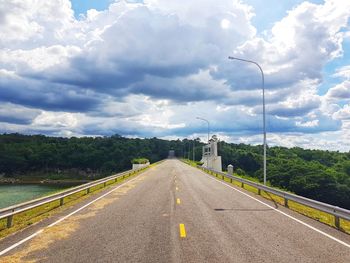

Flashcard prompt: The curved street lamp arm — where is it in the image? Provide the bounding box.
[228,56,267,185]
[196,117,210,143]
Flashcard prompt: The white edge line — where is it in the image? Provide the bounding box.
[0,175,141,257]
[201,171,350,249]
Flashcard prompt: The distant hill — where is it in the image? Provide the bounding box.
[0,133,349,209]
[219,141,350,209]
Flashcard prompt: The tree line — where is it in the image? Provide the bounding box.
[0,133,349,209]
[218,141,350,209]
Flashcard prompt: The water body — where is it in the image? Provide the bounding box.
[0,184,70,209]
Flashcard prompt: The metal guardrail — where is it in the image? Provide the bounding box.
[195,165,350,230]
[0,166,148,229]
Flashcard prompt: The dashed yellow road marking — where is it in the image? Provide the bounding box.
[179,224,186,238]
[176,198,181,205]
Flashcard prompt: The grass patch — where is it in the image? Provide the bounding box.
[0,218,7,231]
[191,162,350,235]
[242,184,259,195]
[288,200,335,227]
[231,181,242,187]
[89,183,105,192]
[63,190,87,204]
[260,191,285,206]
[14,200,61,225]
[0,165,154,239]
[105,179,116,186]
[340,218,350,234]
[131,158,149,164]
[223,177,231,183]
[181,159,198,167]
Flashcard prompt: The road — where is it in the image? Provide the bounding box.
[0,159,349,262]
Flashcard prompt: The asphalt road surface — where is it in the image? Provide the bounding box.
[0,159,349,262]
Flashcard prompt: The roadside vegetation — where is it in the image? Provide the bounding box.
[187,161,350,234]
[1,133,350,210]
[218,141,350,210]
[132,158,149,164]
[0,167,150,239]
[0,134,174,180]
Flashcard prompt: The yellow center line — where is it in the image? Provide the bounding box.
[176,198,181,204]
[179,224,186,238]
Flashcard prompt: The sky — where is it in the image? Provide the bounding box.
[0,0,350,151]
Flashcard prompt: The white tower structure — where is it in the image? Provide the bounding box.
[200,135,222,172]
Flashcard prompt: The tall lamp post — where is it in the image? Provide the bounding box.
[228,56,267,185]
[196,117,210,168]
[188,142,191,160]
[192,139,195,162]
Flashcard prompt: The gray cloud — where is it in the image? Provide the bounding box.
[0,74,101,112]
[0,0,349,148]
[0,103,41,125]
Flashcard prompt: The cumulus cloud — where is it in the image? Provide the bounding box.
[0,0,76,49]
[333,65,350,79]
[0,103,41,125]
[326,80,350,100]
[0,0,350,151]
[0,71,101,112]
[333,104,350,120]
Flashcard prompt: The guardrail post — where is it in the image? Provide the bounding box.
[7,214,13,228]
[222,175,224,180]
[104,182,107,187]
[87,188,90,194]
[334,215,340,229]
[60,197,64,206]
[191,162,350,232]
[284,198,289,208]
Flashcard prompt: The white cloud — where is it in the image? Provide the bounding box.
[326,80,350,100]
[333,65,350,79]
[0,103,41,124]
[0,0,350,151]
[33,112,79,128]
[296,120,319,127]
[0,0,76,48]
[1,45,81,73]
[333,104,350,120]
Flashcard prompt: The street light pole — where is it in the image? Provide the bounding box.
[196,117,210,168]
[228,56,267,185]
[188,142,190,160]
[192,140,195,161]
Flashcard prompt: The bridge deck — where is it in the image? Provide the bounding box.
[0,159,349,262]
